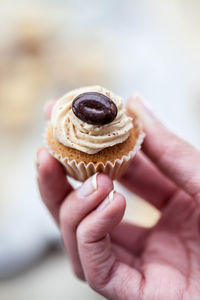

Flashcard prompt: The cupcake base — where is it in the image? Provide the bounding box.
[45,121,145,181]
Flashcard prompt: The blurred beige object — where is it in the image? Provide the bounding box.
[0,16,112,132]
[124,195,160,227]
[0,19,52,131]
[0,76,39,129]
[0,56,7,80]
[0,57,48,130]
[68,49,109,86]
[14,20,50,55]
[49,43,111,90]
[114,183,161,228]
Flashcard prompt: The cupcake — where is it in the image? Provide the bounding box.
[45,86,145,181]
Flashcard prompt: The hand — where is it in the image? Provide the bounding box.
[37,96,200,300]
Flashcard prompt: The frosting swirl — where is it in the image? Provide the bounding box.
[51,86,133,154]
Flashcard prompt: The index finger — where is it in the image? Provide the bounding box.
[127,94,200,201]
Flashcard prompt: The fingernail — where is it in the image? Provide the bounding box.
[77,173,98,198]
[97,190,115,211]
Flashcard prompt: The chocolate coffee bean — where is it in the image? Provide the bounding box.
[72,92,117,125]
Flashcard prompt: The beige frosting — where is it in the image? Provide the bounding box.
[51,86,133,154]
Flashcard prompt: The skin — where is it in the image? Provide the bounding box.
[37,95,200,300]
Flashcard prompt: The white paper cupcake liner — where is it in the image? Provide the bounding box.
[44,124,145,182]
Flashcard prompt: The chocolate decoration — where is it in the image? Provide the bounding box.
[72,92,117,125]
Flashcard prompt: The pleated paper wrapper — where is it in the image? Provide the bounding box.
[45,127,145,182]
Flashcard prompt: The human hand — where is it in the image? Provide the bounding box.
[37,96,200,299]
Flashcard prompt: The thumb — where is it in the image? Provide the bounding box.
[76,191,142,299]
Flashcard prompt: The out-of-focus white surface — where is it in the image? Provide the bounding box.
[0,251,104,300]
[1,1,200,299]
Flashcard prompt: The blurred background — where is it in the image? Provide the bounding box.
[1,0,200,299]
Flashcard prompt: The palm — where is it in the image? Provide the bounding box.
[112,191,200,299]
